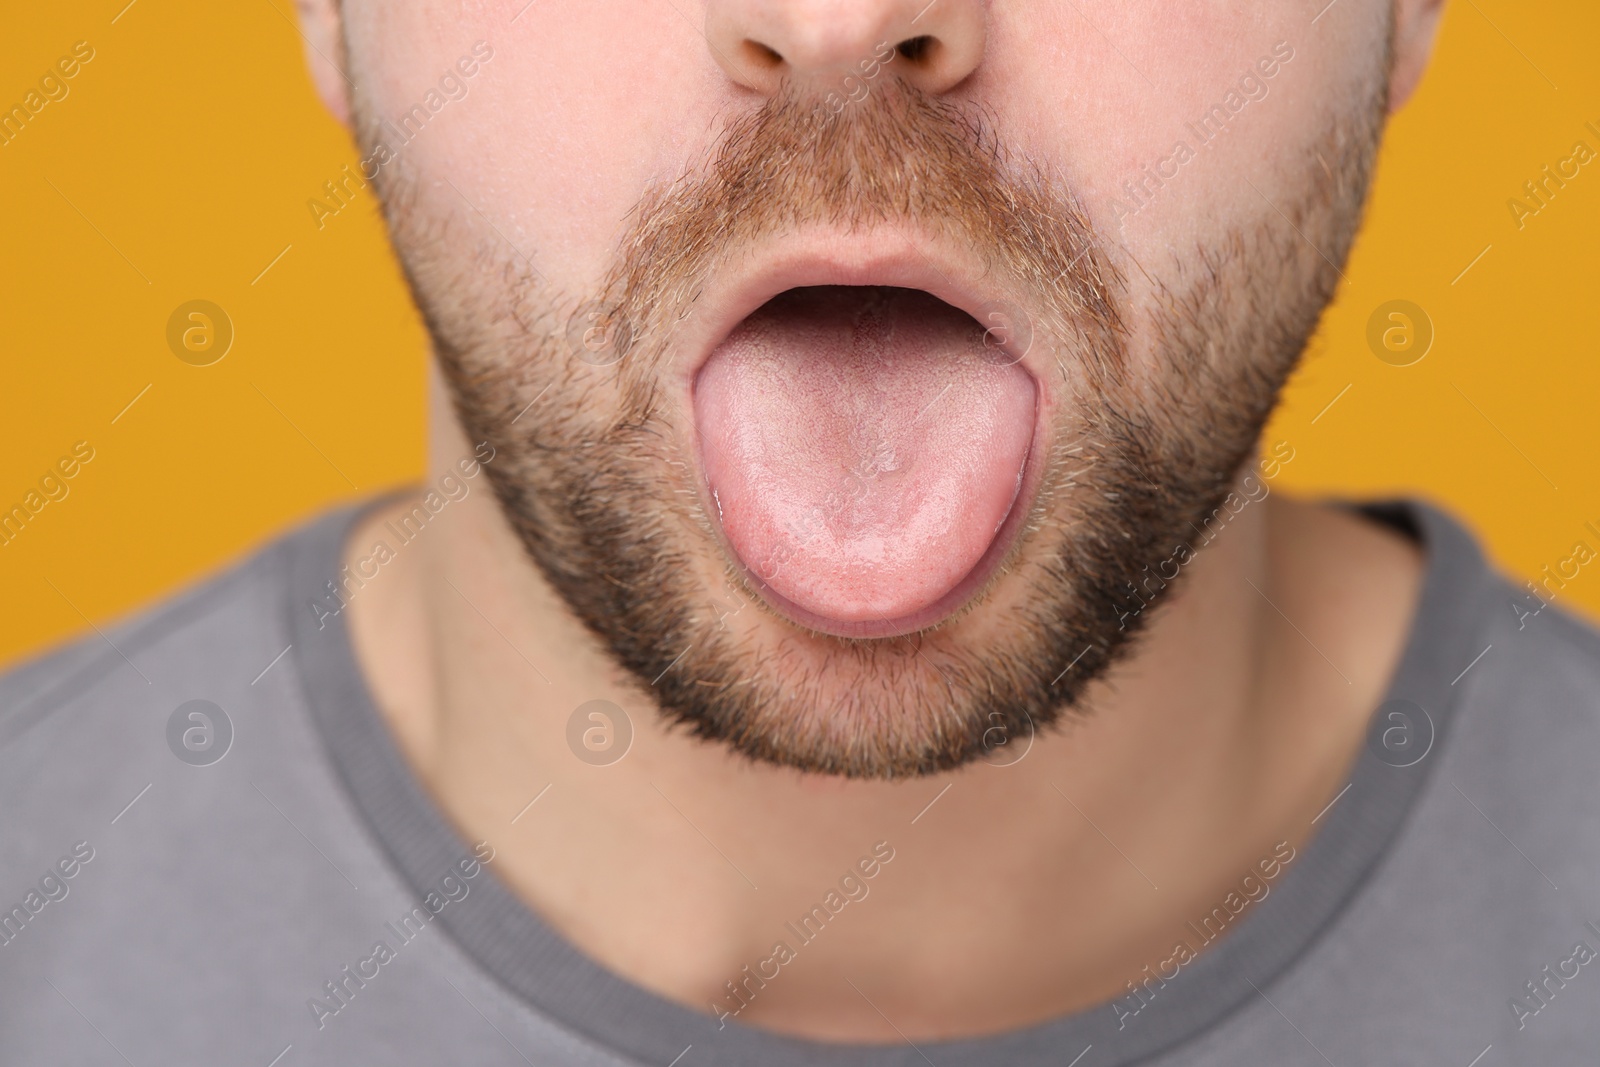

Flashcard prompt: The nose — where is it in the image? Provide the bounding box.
[706,0,986,97]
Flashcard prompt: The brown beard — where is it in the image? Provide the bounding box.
[357,66,1387,779]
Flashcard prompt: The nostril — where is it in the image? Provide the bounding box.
[740,39,785,70]
[895,35,936,64]
[706,2,984,97]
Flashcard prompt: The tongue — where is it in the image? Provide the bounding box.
[694,286,1037,629]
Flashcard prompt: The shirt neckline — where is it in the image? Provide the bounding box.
[283,496,1497,1067]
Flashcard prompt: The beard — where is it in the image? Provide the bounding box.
[354,61,1388,779]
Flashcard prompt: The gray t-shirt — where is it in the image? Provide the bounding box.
[2,498,1598,1066]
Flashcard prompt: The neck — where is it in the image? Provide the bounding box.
[343,400,1422,1042]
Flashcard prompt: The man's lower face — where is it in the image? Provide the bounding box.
[370,75,1385,779]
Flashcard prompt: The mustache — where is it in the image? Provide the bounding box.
[593,77,1125,383]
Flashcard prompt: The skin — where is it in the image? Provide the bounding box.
[298,0,1444,1043]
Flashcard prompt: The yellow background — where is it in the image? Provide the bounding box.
[2,1,1597,668]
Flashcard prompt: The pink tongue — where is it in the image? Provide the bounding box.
[694,287,1036,628]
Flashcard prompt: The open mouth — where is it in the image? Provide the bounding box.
[693,284,1040,639]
